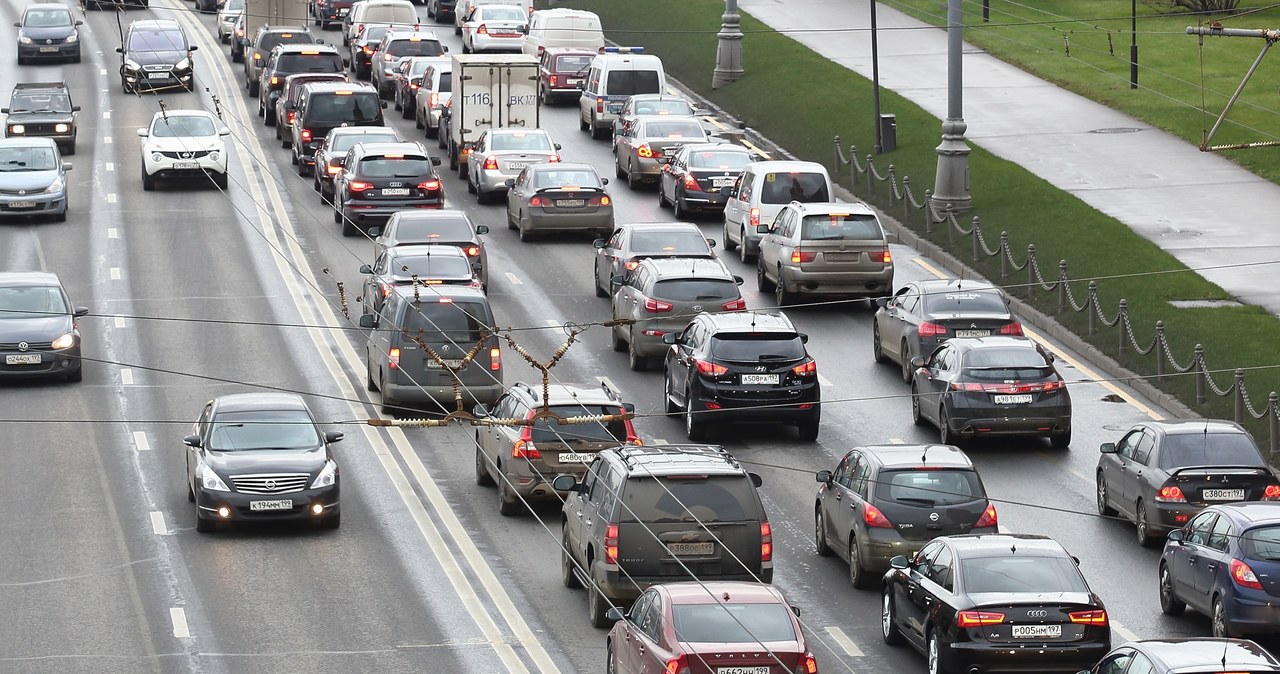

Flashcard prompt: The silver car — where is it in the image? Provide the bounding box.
[505,162,613,241]
[613,115,708,190]
[611,93,696,138]
[217,0,243,44]
[591,222,718,299]
[0,138,70,221]
[413,65,452,140]
[755,200,894,306]
[466,128,561,204]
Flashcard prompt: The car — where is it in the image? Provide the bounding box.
[578,47,667,140]
[466,128,561,204]
[216,0,243,43]
[194,0,218,14]
[537,47,592,105]
[426,0,458,23]
[1098,420,1280,547]
[461,4,528,54]
[184,393,343,532]
[613,115,708,190]
[610,257,745,371]
[505,162,613,241]
[910,335,1072,447]
[472,381,639,515]
[349,24,401,80]
[244,26,314,97]
[359,244,481,316]
[611,93,696,138]
[258,44,345,126]
[85,0,147,8]
[662,310,819,441]
[274,72,350,143]
[118,19,196,94]
[311,125,402,201]
[288,82,386,175]
[656,143,752,219]
[882,534,1111,674]
[392,56,450,118]
[333,141,444,235]
[815,444,998,589]
[1160,502,1280,638]
[15,3,82,65]
[604,582,818,674]
[591,222,717,298]
[230,11,248,62]
[722,160,834,263]
[137,110,231,191]
[369,210,490,287]
[1079,638,1280,674]
[0,138,71,222]
[412,64,452,138]
[873,278,1022,383]
[755,200,895,306]
[311,0,354,29]
[0,271,86,381]
[3,82,80,155]
[371,30,447,98]
[551,444,774,627]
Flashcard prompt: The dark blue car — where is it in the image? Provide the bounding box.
[1159,502,1280,637]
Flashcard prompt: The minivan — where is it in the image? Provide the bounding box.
[522,8,603,58]
[579,47,665,140]
[288,81,386,174]
[360,285,503,412]
[117,19,196,94]
[345,0,418,47]
[721,160,834,262]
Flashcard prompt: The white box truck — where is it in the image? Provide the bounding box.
[235,0,309,62]
[446,53,539,179]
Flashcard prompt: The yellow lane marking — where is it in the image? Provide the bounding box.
[703,116,728,130]
[741,139,771,159]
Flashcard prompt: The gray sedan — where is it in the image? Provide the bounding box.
[359,244,480,316]
[505,163,613,241]
[613,115,708,190]
[591,222,717,298]
[466,128,561,203]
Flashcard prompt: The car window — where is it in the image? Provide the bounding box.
[556,54,592,73]
[8,91,72,114]
[620,475,755,523]
[358,155,433,177]
[490,132,554,152]
[643,120,703,139]
[708,335,805,361]
[651,279,737,302]
[671,603,795,643]
[876,469,983,506]
[308,92,381,122]
[627,230,710,256]
[207,410,320,451]
[1241,525,1280,559]
[851,458,871,496]
[1124,653,1156,674]
[927,545,954,591]
[1158,431,1265,470]
[276,52,344,73]
[914,540,942,568]
[604,70,661,96]
[1116,431,1141,460]
[331,132,400,153]
[401,300,490,344]
[24,8,74,27]
[587,460,612,503]
[960,556,1089,594]
[960,347,1053,381]
[0,146,57,172]
[532,169,601,189]
[387,253,472,280]
[831,455,852,489]
[759,171,829,204]
[736,172,752,200]
[152,115,216,137]
[897,286,920,314]
[1207,516,1233,552]
[687,149,751,170]
[389,217,473,243]
[1093,651,1133,674]
[386,39,445,58]
[638,593,662,642]
[128,29,186,52]
[479,6,526,21]
[628,590,653,629]
[1186,511,1216,545]
[800,213,881,241]
[1132,432,1155,466]
[923,287,1008,314]
[580,457,601,499]
[0,285,68,318]
[529,405,628,444]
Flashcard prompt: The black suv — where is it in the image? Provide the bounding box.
[2,82,80,155]
[257,44,344,125]
[288,81,385,175]
[244,25,314,97]
[662,310,820,441]
[552,444,773,627]
[332,141,444,235]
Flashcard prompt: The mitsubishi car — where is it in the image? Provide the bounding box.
[137,110,231,191]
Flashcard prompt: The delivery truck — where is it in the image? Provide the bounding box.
[446,53,539,180]
[234,0,309,63]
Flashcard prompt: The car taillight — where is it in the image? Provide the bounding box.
[975,503,998,528]
[287,111,296,124]
[795,654,818,674]
[1232,558,1263,589]
[682,173,701,191]
[548,154,561,163]
[429,92,439,108]
[790,248,817,263]
[869,248,892,264]
[476,23,489,35]
[590,195,611,206]
[951,380,1065,393]
[465,246,481,257]
[863,503,893,528]
[636,143,654,158]
[694,359,728,376]
[663,654,689,674]
[327,163,343,175]
[270,75,279,85]
[418,179,441,192]
[529,196,546,207]
[957,611,1005,627]
[749,207,760,228]
[380,282,393,297]
[411,82,419,90]
[1156,485,1187,503]
[388,347,400,369]
[1068,610,1108,626]
[482,156,499,170]
[596,96,604,113]
[348,180,372,193]
[623,259,640,271]
[722,298,747,311]
[363,46,373,54]
[757,521,773,562]
[604,524,619,565]
[791,359,816,376]
[1265,485,1280,500]
[490,347,500,371]
[917,321,947,338]
[644,298,673,313]
[512,439,540,459]
[254,51,262,61]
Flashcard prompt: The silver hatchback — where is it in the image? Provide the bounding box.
[755,200,894,306]
[466,128,561,203]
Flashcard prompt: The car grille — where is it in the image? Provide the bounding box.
[0,341,53,350]
[159,150,212,159]
[0,188,50,197]
[12,124,60,134]
[143,64,174,72]
[230,472,310,494]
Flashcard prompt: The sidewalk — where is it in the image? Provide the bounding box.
[740,0,1280,315]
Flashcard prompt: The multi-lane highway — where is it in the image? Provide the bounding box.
[0,1,1235,672]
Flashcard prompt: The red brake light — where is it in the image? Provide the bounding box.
[791,359,817,377]
[1232,558,1263,589]
[418,180,441,191]
[490,347,501,371]
[749,207,760,227]
[548,154,561,163]
[957,610,1005,627]
[790,248,817,264]
[682,173,702,191]
[623,259,641,271]
[799,654,818,674]
[663,654,688,674]
[549,74,560,87]
[477,23,489,35]
[975,503,998,528]
[270,76,279,86]
[596,96,604,113]
[1156,485,1187,503]
[529,196,545,207]
[1068,610,1108,626]
[1265,485,1280,500]
[693,359,728,376]
[388,347,400,369]
[917,321,947,338]
[327,164,342,175]
[869,248,892,264]
[465,246,481,257]
[287,111,296,124]
[863,503,893,528]
[429,92,439,108]
[300,129,313,142]
[636,143,654,159]
[348,180,373,193]
[380,282,393,298]
[643,298,673,313]
[483,156,499,171]
[999,322,1024,336]
[362,46,373,54]
[760,522,772,562]
[604,524,619,565]
[721,298,747,312]
[512,438,540,459]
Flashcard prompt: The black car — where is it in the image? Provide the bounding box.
[312,0,355,29]
[662,310,820,441]
[274,72,349,142]
[911,335,1072,447]
[311,125,402,201]
[657,143,752,219]
[815,444,998,589]
[426,0,458,23]
[349,24,395,80]
[333,141,444,236]
[184,392,343,532]
[117,19,196,94]
[1080,638,1280,674]
[359,244,480,315]
[1097,419,1280,547]
[15,3,82,64]
[882,534,1111,674]
[288,81,385,174]
[244,26,315,97]
[258,44,344,126]
[3,82,80,155]
[0,271,86,382]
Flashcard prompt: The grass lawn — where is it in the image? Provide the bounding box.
[549,0,1280,440]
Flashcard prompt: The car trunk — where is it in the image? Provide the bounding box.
[532,186,607,215]
[394,300,496,389]
[930,311,1018,339]
[496,153,554,173]
[354,156,436,200]
[874,468,990,543]
[1169,466,1276,506]
[688,167,740,194]
[681,645,802,674]
[965,594,1103,645]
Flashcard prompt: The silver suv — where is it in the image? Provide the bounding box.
[755,200,894,306]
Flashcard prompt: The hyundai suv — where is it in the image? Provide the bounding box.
[332,141,444,235]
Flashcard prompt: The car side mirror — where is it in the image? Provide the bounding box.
[791,606,801,618]
[73,306,89,317]
[1099,442,1117,454]
[12,22,20,28]
[553,143,562,150]
[358,314,377,328]
[61,161,72,172]
[1167,529,1184,543]
[623,402,636,413]
[431,157,442,166]
[909,356,925,368]
[183,434,202,448]
[551,474,579,492]
[593,238,606,249]
[72,105,81,112]
[889,555,910,570]
[75,20,84,26]
[472,403,490,417]
[662,333,678,345]
[219,127,231,136]
[799,333,809,344]
[605,607,624,622]
[0,108,7,114]
[816,469,832,483]
[359,264,373,274]
[443,45,449,52]
[474,225,489,235]
[189,45,198,52]
[115,47,123,53]
[380,101,388,109]
[324,431,344,444]
[706,238,716,248]
[755,224,770,234]
[601,177,609,185]
[610,274,625,286]
[876,297,888,309]
[657,156,670,164]
[1046,351,1056,362]
[719,186,732,196]
[504,178,515,187]
[137,128,148,137]
[749,472,763,488]
[368,226,383,237]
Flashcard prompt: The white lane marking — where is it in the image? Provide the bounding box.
[1112,620,1141,644]
[888,438,904,444]
[544,319,560,327]
[31,229,48,271]
[102,111,110,119]
[149,511,167,535]
[104,136,111,144]
[120,368,133,386]
[823,626,864,657]
[99,68,107,76]
[114,315,126,328]
[169,608,190,639]
[653,438,668,445]
[109,267,121,280]
[817,372,832,387]
[107,227,118,238]
[504,272,523,285]
[132,431,150,452]
[107,193,117,204]
[105,162,114,172]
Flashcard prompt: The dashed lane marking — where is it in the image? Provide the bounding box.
[653,439,668,445]
[132,431,149,451]
[107,227,118,239]
[114,316,126,328]
[505,272,523,285]
[888,438,904,444]
[107,193,117,204]
[545,319,560,328]
[149,511,167,535]
[120,368,133,386]
[823,626,864,657]
[105,162,114,172]
[102,111,110,119]
[109,267,121,280]
[169,608,190,639]
[99,68,106,76]
[104,136,111,144]
[1112,620,1141,644]
[817,372,833,387]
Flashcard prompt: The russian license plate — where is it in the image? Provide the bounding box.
[558,452,594,463]
[8,201,36,209]
[741,373,779,385]
[173,162,199,170]
[824,252,857,262]
[507,162,528,170]
[716,668,769,674]
[955,329,991,338]
[40,47,59,53]
[382,188,410,196]
[712,177,735,188]
[662,147,677,156]
[556,199,585,208]
[567,78,583,87]
[427,358,466,369]
[1204,488,1246,500]
[148,72,170,80]
[1011,624,1062,639]
[5,354,41,365]
[993,394,1033,404]
[338,6,349,12]
[607,104,623,113]
[669,542,714,556]
[249,499,292,511]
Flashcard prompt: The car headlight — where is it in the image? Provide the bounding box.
[151,152,163,163]
[18,36,32,45]
[311,460,338,489]
[124,58,141,72]
[199,465,231,492]
[50,333,75,350]
[209,150,221,163]
[43,177,63,194]
[54,124,69,133]
[66,33,78,44]
[9,125,24,135]
[177,57,191,71]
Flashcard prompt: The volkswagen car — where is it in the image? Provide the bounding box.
[0,271,86,382]
[15,3,82,64]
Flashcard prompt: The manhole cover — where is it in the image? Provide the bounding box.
[1089,127,1144,134]
[1160,229,1202,238]
[1102,423,1130,431]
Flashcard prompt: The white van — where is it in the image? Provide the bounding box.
[721,161,835,262]
[345,0,419,47]
[454,0,527,36]
[578,47,666,140]
[521,8,604,58]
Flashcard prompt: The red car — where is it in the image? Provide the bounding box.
[538,47,594,105]
[605,581,818,674]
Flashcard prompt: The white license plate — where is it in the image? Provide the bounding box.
[148,72,170,80]
[382,188,410,196]
[662,147,677,156]
[567,78,583,87]
[716,667,769,674]
[1011,624,1062,639]
[1204,488,1246,500]
[249,499,292,511]
[669,542,714,556]
[172,162,200,170]
[40,47,60,53]
[992,394,1033,404]
[338,7,349,13]
[607,104,623,113]
[427,358,465,369]
[558,452,594,463]
[955,329,991,338]
[8,201,36,209]
[741,374,779,385]
[712,177,736,188]
[556,199,585,208]
[507,162,528,170]
[5,354,41,365]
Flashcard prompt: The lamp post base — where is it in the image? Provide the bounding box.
[931,117,972,215]
[712,4,744,89]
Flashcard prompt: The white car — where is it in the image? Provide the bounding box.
[137,110,230,191]
[466,127,560,203]
[217,0,244,44]
[461,5,529,53]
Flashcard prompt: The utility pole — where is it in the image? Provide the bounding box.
[870,0,883,154]
[1185,25,1280,151]
[712,0,744,88]
[931,0,972,215]
[1130,0,1139,89]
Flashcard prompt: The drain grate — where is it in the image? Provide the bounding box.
[1089,127,1144,134]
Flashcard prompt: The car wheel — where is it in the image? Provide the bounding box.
[1050,429,1071,449]
[561,529,582,588]
[55,203,68,223]
[626,162,640,190]
[939,406,956,445]
[814,509,832,556]
[756,257,774,292]
[588,576,611,628]
[594,261,607,298]
[590,115,606,140]
[911,383,925,426]
[64,142,75,156]
[685,388,705,440]
[872,322,887,363]
[605,640,616,674]
[614,158,625,180]
[580,112,589,132]
[849,539,872,589]
[415,107,425,128]
[1136,500,1156,547]
[1212,596,1233,638]
[517,220,532,243]
[672,193,688,220]
[341,212,359,236]
[366,357,378,391]
[900,341,914,383]
[214,172,228,190]
[141,167,155,192]
[187,473,195,503]
[739,228,753,263]
[497,475,521,516]
[664,371,679,414]
[1096,472,1117,516]
[882,589,904,646]
[610,324,626,352]
[627,330,647,371]
[775,268,795,306]
[474,443,494,486]
[313,174,322,194]
[926,630,942,674]
[248,80,259,97]
[722,220,738,252]
[1159,563,1185,616]
[379,372,397,414]
[797,417,819,442]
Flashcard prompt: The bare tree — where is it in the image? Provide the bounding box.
[1151,0,1240,13]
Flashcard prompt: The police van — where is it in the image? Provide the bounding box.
[578,47,666,140]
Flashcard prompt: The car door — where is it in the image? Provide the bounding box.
[724,172,749,239]
[565,456,600,563]
[819,453,852,555]
[1091,649,1135,674]
[363,250,388,312]
[597,227,625,288]
[187,402,213,490]
[1173,511,1217,613]
[894,284,924,362]
[1101,430,1142,518]
[1198,514,1234,601]
[507,167,528,221]
[876,285,912,360]
[469,130,488,175]
[615,590,653,673]
[757,208,783,279]
[1120,430,1155,511]
[914,344,951,423]
[611,265,641,321]
[897,541,942,648]
[483,394,519,478]
[827,452,859,558]
[633,591,668,673]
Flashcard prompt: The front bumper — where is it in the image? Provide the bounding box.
[0,344,80,378]
[123,68,194,91]
[18,43,80,60]
[0,189,67,217]
[144,157,228,180]
[8,130,76,147]
[778,267,894,298]
[197,484,340,523]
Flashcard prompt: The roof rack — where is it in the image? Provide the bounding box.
[618,443,738,468]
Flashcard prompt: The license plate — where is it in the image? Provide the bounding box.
[1203,488,1246,501]
[148,72,170,80]
[993,394,1033,404]
[567,78,582,87]
[507,162,527,170]
[558,452,594,463]
[172,162,199,170]
[668,542,714,556]
[427,358,466,369]
[716,668,768,674]
[711,177,735,188]
[741,374,779,385]
[382,188,410,196]
[249,499,292,511]
[662,147,677,156]
[607,104,623,113]
[338,7,348,12]
[5,354,41,365]
[955,329,991,338]
[8,201,36,209]
[1011,624,1062,639]
[555,199,585,208]
[823,252,857,262]
[40,47,60,53]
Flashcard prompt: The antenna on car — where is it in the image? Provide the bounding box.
[1203,421,1210,464]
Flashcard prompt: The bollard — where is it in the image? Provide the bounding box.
[972,216,981,261]
[1270,392,1279,460]
[1026,244,1036,300]
[866,156,874,194]
[1087,281,1098,336]
[923,190,933,230]
[1000,232,1009,279]
[833,135,841,174]
[1117,300,1127,355]
[1058,260,1067,314]
[902,176,911,219]
[1235,369,1247,423]
[1154,321,1164,380]
[1195,345,1206,405]
[888,165,897,206]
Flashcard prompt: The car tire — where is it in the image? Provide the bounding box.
[248,80,259,97]
[739,228,753,263]
[672,194,687,220]
[1136,500,1156,547]
[1159,563,1185,616]
[588,575,611,628]
[590,116,606,140]
[379,373,397,414]
[475,444,494,486]
[685,388,705,440]
[911,383,925,426]
[297,159,310,177]
[627,330,647,371]
[141,168,155,192]
[55,203,68,223]
[497,477,521,516]
[320,512,341,529]
[194,498,216,533]
[797,417,819,442]
[187,475,195,503]
[664,372,680,415]
[366,358,378,391]
[214,172,228,190]
[814,508,832,556]
[926,629,942,674]
[415,107,424,128]
[64,143,75,157]
[232,47,242,64]
[517,220,532,243]
[580,113,589,132]
[1212,596,1233,638]
[901,341,914,383]
[401,100,413,120]
[722,220,738,252]
[594,261,607,298]
[753,258,773,294]
[939,406,956,445]
[341,213,360,237]
[849,539,872,589]
[562,529,582,588]
[882,589,904,646]
[775,268,795,306]
[872,323,887,363]
[1050,430,1071,449]
[605,640,616,674]
[1096,471,1117,516]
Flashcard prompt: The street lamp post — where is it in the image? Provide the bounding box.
[1130,0,1139,89]
[931,0,972,214]
[712,0,744,89]
[870,0,883,154]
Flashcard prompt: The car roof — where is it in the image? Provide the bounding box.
[944,335,1038,351]
[791,200,876,217]
[1130,638,1280,669]
[258,25,310,34]
[943,533,1066,556]
[130,19,183,31]
[0,271,62,288]
[509,381,625,405]
[272,43,339,54]
[746,160,827,173]
[213,392,309,413]
[679,143,749,154]
[328,126,398,137]
[628,94,688,103]
[151,109,215,120]
[388,284,488,301]
[916,278,1000,294]
[387,244,468,259]
[699,310,796,334]
[528,161,595,174]
[862,444,975,470]
[618,221,703,233]
[637,115,703,128]
[659,581,787,604]
[0,137,57,149]
[1210,502,1280,526]
[353,142,428,155]
[613,444,749,477]
[303,82,377,94]
[1144,419,1250,436]
[640,257,733,280]
[12,82,69,93]
[543,46,596,57]
[384,29,440,40]
[25,3,71,10]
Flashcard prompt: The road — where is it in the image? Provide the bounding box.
[0,1,1233,672]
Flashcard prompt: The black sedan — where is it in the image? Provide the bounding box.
[1097,419,1280,547]
[656,143,752,219]
[183,392,343,532]
[874,279,1021,383]
[359,244,480,315]
[910,336,1072,447]
[1079,637,1280,673]
[0,271,86,381]
[882,534,1111,674]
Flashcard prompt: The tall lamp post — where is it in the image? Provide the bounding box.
[1130,0,1139,89]
[870,0,883,154]
[931,0,972,214]
[712,0,744,88]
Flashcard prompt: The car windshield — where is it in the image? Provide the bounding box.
[24,9,73,28]
[223,0,243,9]
[0,146,57,171]
[434,73,453,92]
[0,285,67,318]
[622,475,754,523]
[388,218,472,242]
[688,150,751,170]
[401,300,490,343]
[8,92,71,114]
[960,347,1052,381]
[1158,432,1264,469]
[800,213,881,241]
[961,555,1089,594]
[331,132,399,152]
[479,6,525,20]
[672,603,795,643]
[152,115,216,137]
[652,279,738,302]
[207,410,320,451]
[605,70,661,96]
[276,52,344,73]
[1241,525,1280,560]
[627,230,709,255]
[128,29,186,52]
[387,39,445,57]
[529,405,628,444]
[710,335,806,361]
[490,133,553,152]
[924,288,1009,313]
[391,254,472,280]
[358,156,432,177]
[309,92,381,122]
[760,172,830,204]
[876,469,983,506]
[555,54,592,72]
[644,120,703,139]
[532,169,600,189]
[632,99,693,116]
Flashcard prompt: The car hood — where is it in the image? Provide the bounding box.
[6,111,74,124]
[20,26,77,41]
[0,170,62,191]
[205,446,329,475]
[145,137,223,153]
[0,315,72,341]
[126,50,186,66]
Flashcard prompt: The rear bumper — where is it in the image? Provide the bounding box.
[778,267,894,297]
[678,191,729,211]
[945,408,1072,439]
[343,199,444,222]
[471,35,523,51]
[599,567,773,602]
[1225,588,1280,633]
[384,380,501,406]
[524,209,614,232]
[942,639,1110,673]
[692,381,821,424]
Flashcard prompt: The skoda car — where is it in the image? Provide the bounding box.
[0,138,71,222]
[15,3,82,64]
[137,110,230,191]
[0,271,86,382]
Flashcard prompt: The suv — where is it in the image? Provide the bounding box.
[332,141,444,235]
[610,257,744,371]
[755,200,894,306]
[552,444,773,627]
[2,82,80,155]
[117,19,196,94]
[413,64,452,139]
[312,0,355,29]
[137,109,230,191]
[274,73,349,142]
[244,26,314,97]
[814,444,998,588]
[662,310,820,441]
[288,82,385,175]
[473,381,640,516]
[372,29,448,98]
[258,44,344,125]
[370,210,490,287]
